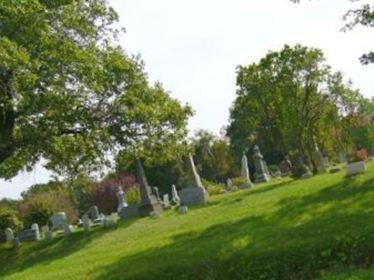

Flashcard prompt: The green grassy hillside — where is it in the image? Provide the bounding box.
[1,163,374,280]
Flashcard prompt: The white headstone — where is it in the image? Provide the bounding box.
[31,223,40,241]
[171,185,180,203]
[82,214,91,232]
[163,194,170,206]
[5,228,14,243]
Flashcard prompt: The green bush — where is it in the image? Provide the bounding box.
[126,188,141,205]
[0,209,22,242]
[232,177,248,187]
[202,179,225,196]
[19,191,78,228]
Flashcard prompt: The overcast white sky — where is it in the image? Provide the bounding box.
[1,0,373,199]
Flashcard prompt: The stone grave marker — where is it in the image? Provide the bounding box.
[5,228,14,243]
[179,154,208,206]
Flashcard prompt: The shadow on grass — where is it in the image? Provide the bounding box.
[92,177,374,280]
[0,219,137,277]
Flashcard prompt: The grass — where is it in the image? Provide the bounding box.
[0,163,373,280]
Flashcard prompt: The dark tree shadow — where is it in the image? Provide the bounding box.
[0,219,137,277]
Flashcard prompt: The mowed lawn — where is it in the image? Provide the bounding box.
[1,163,373,280]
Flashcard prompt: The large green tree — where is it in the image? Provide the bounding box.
[0,0,192,179]
[227,45,359,171]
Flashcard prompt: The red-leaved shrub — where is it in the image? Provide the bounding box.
[91,174,139,214]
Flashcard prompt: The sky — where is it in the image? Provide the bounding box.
[1,0,373,199]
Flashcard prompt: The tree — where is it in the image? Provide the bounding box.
[227,45,359,172]
[291,0,373,64]
[0,0,192,179]
[191,130,236,182]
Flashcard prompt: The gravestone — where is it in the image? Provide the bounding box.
[226,178,234,191]
[346,161,366,176]
[12,237,20,247]
[312,145,326,174]
[171,185,180,205]
[300,159,313,179]
[240,152,253,188]
[63,223,73,235]
[179,154,207,206]
[5,228,14,243]
[82,214,91,232]
[153,187,162,202]
[42,225,53,241]
[50,212,67,230]
[18,229,39,242]
[163,194,171,209]
[178,206,188,215]
[31,224,40,241]
[136,158,163,217]
[253,145,271,183]
[118,205,140,220]
[116,187,128,213]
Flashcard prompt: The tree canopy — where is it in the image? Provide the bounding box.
[0,0,192,179]
[227,45,372,172]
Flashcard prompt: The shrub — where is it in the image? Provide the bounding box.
[19,192,78,228]
[0,209,22,242]
[232,177,248,187]
[126,187,141,206]
[202,179,225,196]
[70,175,94,215]
[92,174,139,214]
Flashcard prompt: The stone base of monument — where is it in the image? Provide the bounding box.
[118,205,141,220]
[254,174,271,184]
[179,187,207,206]
[138,201,163,217]
[346,161,366,176]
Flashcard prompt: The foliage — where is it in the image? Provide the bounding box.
[70,174,94,215]
[125,188,141,206]
[0,198,18,212]
[116,153,189,196]
[202,179,225,196]
[231,176,249,187]
[91,174,139,214]
[0,209,22,242]
[18,191,78,228]
[0,0,192,180]
[191,130,237,182]
[1,163,374,279]
[21,181,66,200]
[227,45,367,173]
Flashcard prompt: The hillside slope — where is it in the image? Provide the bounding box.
[1,163,374,280]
